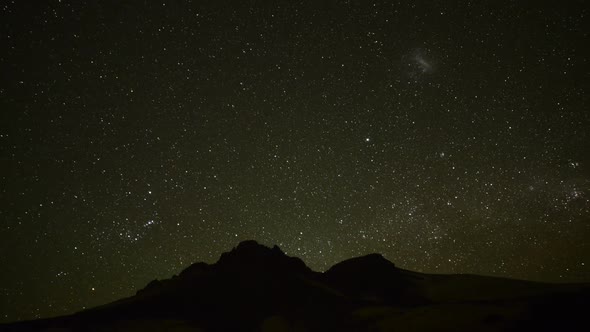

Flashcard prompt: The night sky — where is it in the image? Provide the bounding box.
[1,0,589,323]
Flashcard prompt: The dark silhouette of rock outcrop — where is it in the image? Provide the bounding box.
[1,240,589,332]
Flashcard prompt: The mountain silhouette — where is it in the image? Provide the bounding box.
[1,240,589,331]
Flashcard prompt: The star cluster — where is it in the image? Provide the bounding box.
[1,0,588,323]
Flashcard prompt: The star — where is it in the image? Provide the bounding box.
[1,0,588,323]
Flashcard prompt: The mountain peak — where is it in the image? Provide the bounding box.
[326,253,396,276]
[216,240,311,275]
[234,239,284,254]
[217,240,283,262]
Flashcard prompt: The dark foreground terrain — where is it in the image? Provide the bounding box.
[1,240,588,331]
